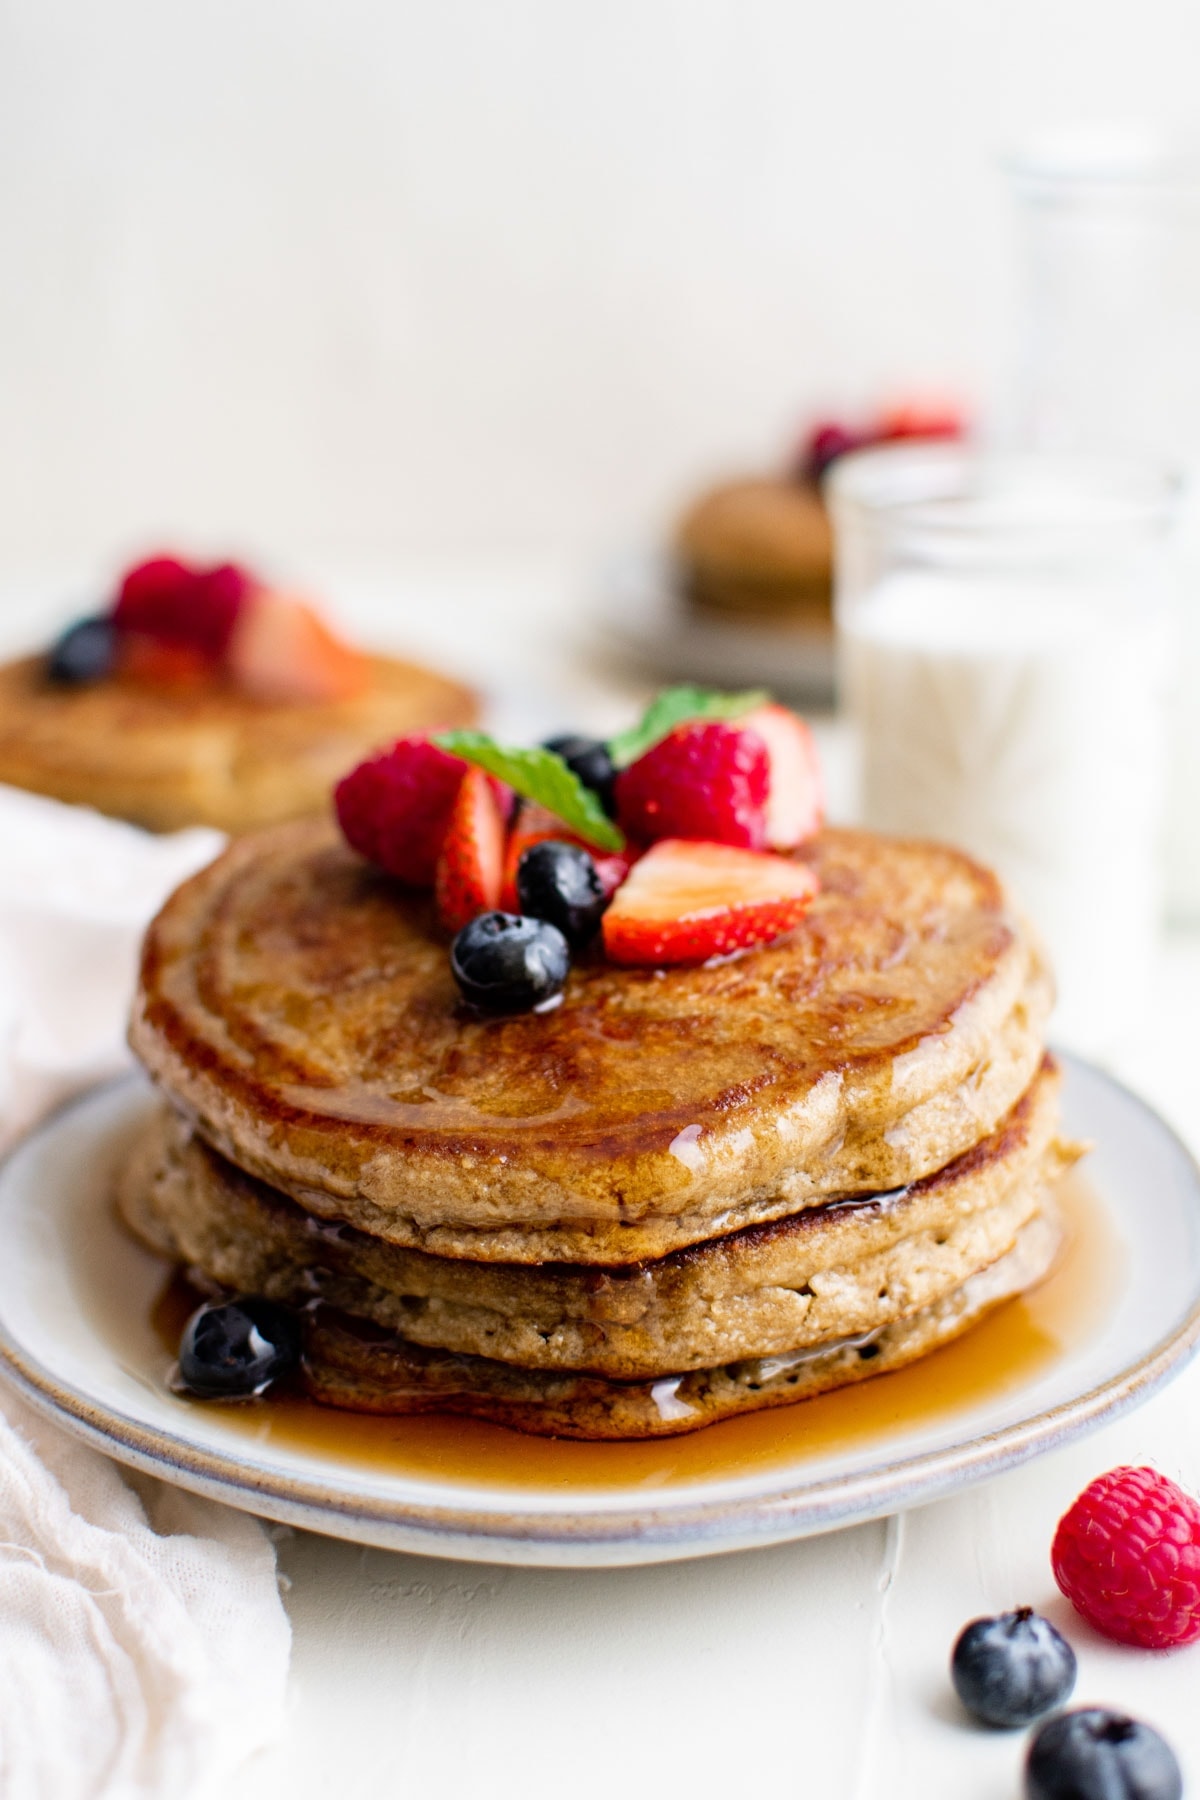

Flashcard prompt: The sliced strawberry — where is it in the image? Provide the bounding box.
[602,839,818,967]
[116,633,215,689]
[227,591,370,702]
[875,400,965,443]
[615,721,769,850]
[435,766,505,933]
[335,736,469,885]
[500,803,632,911]
[742,703,824,849]
[113,554,254,660]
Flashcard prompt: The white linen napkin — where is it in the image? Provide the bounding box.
[0,785,292,1798]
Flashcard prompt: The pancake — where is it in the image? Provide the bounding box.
[287,1208,1063,1438]
[0,652,477,833]
[118,1059,1074,1379]
[674,476,834,623]
[130,819,1053,1264]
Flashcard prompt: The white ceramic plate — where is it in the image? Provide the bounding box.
[0,1057,1196,1569]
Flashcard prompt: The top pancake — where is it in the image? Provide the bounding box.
[0,652,477,834]
[130,819,1052,1263]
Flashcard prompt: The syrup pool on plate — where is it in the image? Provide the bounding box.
[152,1173,1119,1493]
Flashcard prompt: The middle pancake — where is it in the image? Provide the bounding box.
[119,1057,1071,1381]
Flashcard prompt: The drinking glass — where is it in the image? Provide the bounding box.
[827,443,1179,1056]
[1006,127,1200,919]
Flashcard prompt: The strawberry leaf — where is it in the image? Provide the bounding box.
[607,684,768,769]
[433,731,626,853]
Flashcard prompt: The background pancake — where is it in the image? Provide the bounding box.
[130,819,1053,1260]
[0,652,477,833]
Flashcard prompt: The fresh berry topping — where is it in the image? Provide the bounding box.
[742,703,824,848]
[876,400,964,443]
[227,591,369,702]
[500,804,633,911]
[176,1297,302,1400]
[602,839,819,966]
[112,554,194,627]
[435,765,505,933]
[1025,1709,1182,1800]
[113,554,252,660]
[117,635,215,688]
[802,420,865,483]
[335,736,469,885]
[950,1607,1076,1729]
[1052,1464,1200,1648]
[541,734,617,816]
[46,616,118,685]
[615,720,770,850]
[450,911,570,1012]
[516,840,608,948]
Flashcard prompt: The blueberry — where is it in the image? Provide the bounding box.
[542,734,617,816]
[1026,1709,1182,1800]
[516,840,608,948]
[450,910,570,1012]
[47,615,118,684]
[951,1606,1076,1729]
[176,1297,302,1399]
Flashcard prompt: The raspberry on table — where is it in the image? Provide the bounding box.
[1051,1463,1200,1649]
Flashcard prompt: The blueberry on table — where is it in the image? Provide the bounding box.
[516,840,608,948]
[176,1297,302,1399]
[951,1606,1076,1728]
[46,616,118,685]
[450,911,570,1012]
[1025,1708,1182,1800]
[542,734,617,816]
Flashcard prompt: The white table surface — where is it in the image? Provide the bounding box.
[12,562,1200,1800]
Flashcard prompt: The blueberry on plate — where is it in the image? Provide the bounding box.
[450,911,570,1012]
[951,1606,1076,1728]
[176,1297,302,1400]
[542,734,617,816]
[47,616,118,685]
[1025,1708,1182,1800]
[516,840,608,948]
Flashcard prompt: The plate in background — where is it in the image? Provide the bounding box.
[597,551,836,704]
[0,1058,1196,1568]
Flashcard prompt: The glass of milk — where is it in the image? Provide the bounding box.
[827,443,1179,1058]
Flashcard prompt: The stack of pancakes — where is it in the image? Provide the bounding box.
[118,818,1074,1439]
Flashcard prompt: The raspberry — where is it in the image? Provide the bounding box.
[615,720,769,850]
[112,554,255,660]
[1051,1464,1200,1649]
[334,737,468,885]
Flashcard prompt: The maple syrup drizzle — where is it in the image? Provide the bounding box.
[152,1173,1118,1492]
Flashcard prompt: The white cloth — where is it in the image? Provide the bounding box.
[0,786,292,1798]
[0,786,222,1154]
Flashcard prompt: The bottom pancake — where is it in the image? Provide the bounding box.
[297,1207,1062,1438]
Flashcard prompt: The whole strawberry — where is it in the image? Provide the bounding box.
[335,736,468,885]
[615,720,769,849]
[1052,1464,1200,1649]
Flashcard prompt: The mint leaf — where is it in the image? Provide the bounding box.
[607,684,768,769]
[434,731,626,853]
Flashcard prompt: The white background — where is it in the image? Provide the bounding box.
[2,0,1200,586]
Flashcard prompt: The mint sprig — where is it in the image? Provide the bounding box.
[607,684,768,769]
[434,731,626,853]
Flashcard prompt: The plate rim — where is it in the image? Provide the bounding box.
[1,1056,1198,1566]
